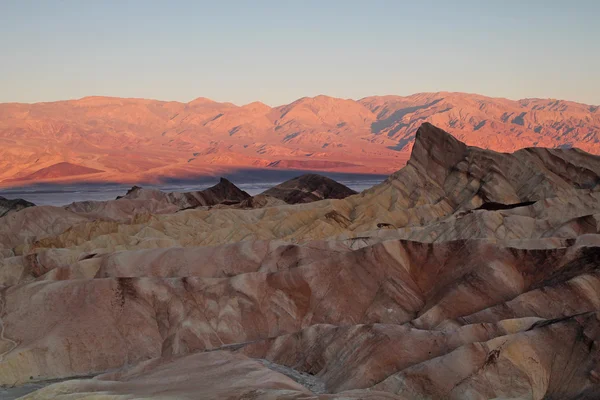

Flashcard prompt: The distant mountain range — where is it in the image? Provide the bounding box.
[0,92,598,186]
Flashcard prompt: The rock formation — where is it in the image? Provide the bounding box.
[261,173,357,204]
[62,177,251,221]
[120,177,251,209]
[0,196,34,218]
[2,122,600,399]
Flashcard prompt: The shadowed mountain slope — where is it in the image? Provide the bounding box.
[5,162,104,182]
[0,196,34,218]
[261,174,357,204]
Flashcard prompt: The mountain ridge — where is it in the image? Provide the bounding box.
[7,90,599,108]
[0,91,598,188]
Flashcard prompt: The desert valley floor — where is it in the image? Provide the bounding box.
[0,123,600,399]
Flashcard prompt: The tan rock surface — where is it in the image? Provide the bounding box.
[1,122,600,399]
[19,351,315,400]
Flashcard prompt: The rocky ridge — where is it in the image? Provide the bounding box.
[0,196,35,218]
[1,123,599,399]
[261,174,357,204]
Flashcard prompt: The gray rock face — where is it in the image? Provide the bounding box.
[122,177,252,209]
[261,173,357,204]
[61,177,252,221]
[0,196,35,218]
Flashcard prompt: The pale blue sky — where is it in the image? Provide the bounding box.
[1,0,598,105]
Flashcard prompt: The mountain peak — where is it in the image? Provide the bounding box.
[287,95,348,107]
[413,122,465,152]
[240,101,271,112]
[188,97,217,105]
[206,178,251,201]
[261,173,357,203]
[0,196,35,217]
[407,123,468,182]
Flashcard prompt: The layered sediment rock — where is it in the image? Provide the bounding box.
[3,122,600,399]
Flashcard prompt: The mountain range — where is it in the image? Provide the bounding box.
[0,91,598,186]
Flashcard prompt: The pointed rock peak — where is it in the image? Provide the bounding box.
[125,185,143,194]
[407,123,468,181]
[411,123,467,160]
[119,185,154,200]
[284,173,350,186]
[218,177,234,185]
[0,196,35,218]
[206,178,251,200]
[417,121,464,142]
[261,173,357,204]
[117,185,148,200]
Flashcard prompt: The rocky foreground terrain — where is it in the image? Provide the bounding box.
[1,92,598,185]
[0,122,599,399]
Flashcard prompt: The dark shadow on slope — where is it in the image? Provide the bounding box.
[370,98,443,134]
[475,201,536,211]
[387,135,415,151]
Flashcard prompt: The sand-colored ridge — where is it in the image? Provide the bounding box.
[1,122,600,399]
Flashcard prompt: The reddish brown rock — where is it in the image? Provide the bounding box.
[0,92,598,186]
[4,162,104,182]
[1,122,600,399]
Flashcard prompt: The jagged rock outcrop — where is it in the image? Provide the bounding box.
[0,196,34,217]
[63,177,251,221]
[261,174,357,204]
[122,177,251,209]
[2,122,600,399]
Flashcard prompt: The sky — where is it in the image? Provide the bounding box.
[1,0,599,106]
